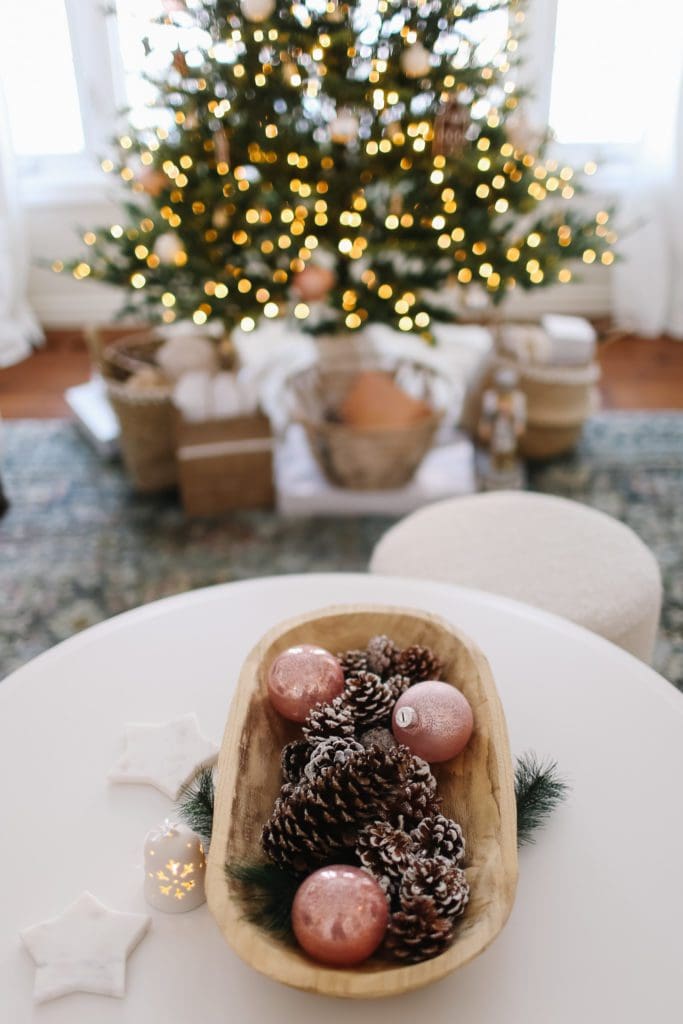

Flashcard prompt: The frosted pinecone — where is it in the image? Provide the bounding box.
[342,671,395,728]
[303,695,355,744]
[304,736,364,782]
[396,645,444,683]
[281,739,312,783]
[400,857,469,922]
[356,821,415,899]
[337,648,369,677]
[366,635,400,677]
[385,894,455,962]
[385,673,413,701]
[411,815,466,865]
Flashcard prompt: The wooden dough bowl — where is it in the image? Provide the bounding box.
[206,604,518,999]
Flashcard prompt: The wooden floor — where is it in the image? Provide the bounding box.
[1,328,682,417]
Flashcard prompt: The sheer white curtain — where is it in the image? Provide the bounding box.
[0,85,42,368]
[613,23,683,338]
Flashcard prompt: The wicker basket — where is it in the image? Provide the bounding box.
[495,355,601,460]
[288,359,444,490]
[100,331,177,493]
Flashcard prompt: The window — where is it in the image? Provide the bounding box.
[548,0,681,150]
[0,0,84,156]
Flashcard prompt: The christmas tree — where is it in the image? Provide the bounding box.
[62,0,613,342]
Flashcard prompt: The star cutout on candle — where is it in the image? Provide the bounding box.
[109,713,218,799]
[21,891,150,1003]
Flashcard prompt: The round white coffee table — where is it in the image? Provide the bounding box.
[1,574,682,1023]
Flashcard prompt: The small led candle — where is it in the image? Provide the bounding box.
[143,820,206,913]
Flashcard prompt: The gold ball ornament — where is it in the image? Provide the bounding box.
[400,42,432,79]
[240,0,275,22]
[329,110,359,145]
[292,263,336,302]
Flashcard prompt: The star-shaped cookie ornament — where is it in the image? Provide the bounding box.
[109,713,218,799]
[21,891,150,1003]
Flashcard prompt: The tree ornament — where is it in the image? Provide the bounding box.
[392,681,473,763]
[240,0,276,22]
[292,263,336,302]
[172,46,189,76]
[337,647,369,677]
[143,820,206,913]
[153,231,186,266]
[282,62,300,87]
[385,893,454,962]
[396,644,443,682]
[329,109,359,145]
[267,644,344,722]
[433,98,470,158]
[302,695,355,743]
[400,856,469,921]
[136,164,168,197]
[411,814,466,864]
[212,204,230,229]
[20,892,150,1003]
[213,127,230,166]
[400,42,432,79]
[292,866,388,966]
[304,735,364,781]
[281,738,312,783]
[366,634,400,676]
[356,821,415,898]
[342,671,395,727]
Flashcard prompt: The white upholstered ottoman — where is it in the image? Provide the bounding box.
[370,491,662,662]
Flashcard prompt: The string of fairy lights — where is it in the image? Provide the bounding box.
[59,0,614,338]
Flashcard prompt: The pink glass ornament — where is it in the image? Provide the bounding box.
[392,680,473,762]
[292,866,388,966]
[292,264,336,302]
[267,644,344,722]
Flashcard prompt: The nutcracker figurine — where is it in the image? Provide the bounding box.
[477,367,526,489]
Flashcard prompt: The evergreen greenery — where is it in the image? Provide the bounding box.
[226,861,301,938]
[514,751,569,847]
[178,765,215,847]
[63,0,612,338]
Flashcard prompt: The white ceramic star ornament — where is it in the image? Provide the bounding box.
[21,891,150,1003]
[109,713,218,799]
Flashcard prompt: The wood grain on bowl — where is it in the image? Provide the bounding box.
[206,604,518,998]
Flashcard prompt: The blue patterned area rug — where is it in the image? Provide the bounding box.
[1,412,681,689]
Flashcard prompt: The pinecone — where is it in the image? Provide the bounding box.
[356,821,415,898]
[396,645,444,682]
[261,746,414,872]
[281,739,312,783]
[388,749,441,830]
[359,726,397,753]
[411,815,465,865]
[342,671,395,727]
[366,635,399,677]
[303,696,355,744]
[337,648,369,677]
[304,736,364,782]
[385,673,413,701]
[400,857,469,922]
[385,895,455,962]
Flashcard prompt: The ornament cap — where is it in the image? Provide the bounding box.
[396,706,418,730]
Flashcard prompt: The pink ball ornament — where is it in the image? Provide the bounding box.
[292,866,388,966]
[292,263,336,302]
[267,644,344,722]
[392,681,473,763]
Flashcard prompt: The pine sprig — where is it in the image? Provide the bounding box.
[226,861,300,939]
[177,767,215,848]
[514,752,569,847]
